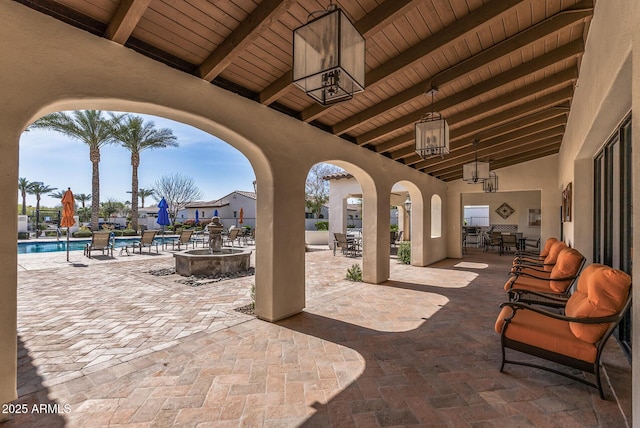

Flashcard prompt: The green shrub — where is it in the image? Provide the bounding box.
[44,230,58,237]
[121,228,137,236]
[38,223,48,231]
[18,232,29,240]
[73,230,92,238]
[346,264,363,281]
[397,242,411,264]
[315,221,329,231]
[347,224,356,228]
[390,224,399,232]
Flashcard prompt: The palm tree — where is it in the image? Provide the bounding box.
[28,182,57,234]
[49,190,67,200]
[30,110,122,230]
[74,193,91,223]
[128,187,155,208]
[113,115,177,231]
[18,177,34,215]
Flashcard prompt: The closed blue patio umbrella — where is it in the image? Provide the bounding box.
[157,197,171,248]
[214,209,218,217]
[195,209,199,225]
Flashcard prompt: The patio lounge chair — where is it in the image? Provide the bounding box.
[505,248,586,307]
[172,229,194,250]
[495,264,631,399]
[136,230,158,254]
[84,231,113,258]
[223,228,241,247]
[511,240,568,273]
[513,237,559,263]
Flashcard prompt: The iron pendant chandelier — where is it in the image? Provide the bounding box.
[415,89,449,159]
[463,140,490,183]
[292,3,365,106]
[483,172,498,192]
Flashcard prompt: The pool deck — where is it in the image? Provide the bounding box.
[7,247,632,427]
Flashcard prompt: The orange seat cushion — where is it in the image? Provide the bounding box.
[565,264,631,343]
[543,241,568,265]
[495,306,597,363]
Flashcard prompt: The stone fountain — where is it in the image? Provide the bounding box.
[173,216,252,277]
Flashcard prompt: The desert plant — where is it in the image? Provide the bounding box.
[73,230,93,238]
[390,224,399,232]
[18,232,30,240]
[397,241,411,264]
[121,228,137,236]
[346,264,363,281]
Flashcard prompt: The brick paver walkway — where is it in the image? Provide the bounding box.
[4,247,630,427]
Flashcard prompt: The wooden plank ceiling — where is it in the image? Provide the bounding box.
[18,0,593,181]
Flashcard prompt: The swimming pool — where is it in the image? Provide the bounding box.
[17,237,177,254]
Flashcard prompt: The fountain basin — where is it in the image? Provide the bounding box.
[174,248,252,276]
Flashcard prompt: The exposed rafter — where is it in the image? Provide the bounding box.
[197,0,295,81]
[300,0,529,123]
[331,7,590,135]
[104,0,152,44]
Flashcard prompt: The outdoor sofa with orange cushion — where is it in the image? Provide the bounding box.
[495,264,631,399]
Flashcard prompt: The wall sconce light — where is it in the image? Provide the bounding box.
[293,3,365,105]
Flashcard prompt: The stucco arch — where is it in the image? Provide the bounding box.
[0,2,449,406]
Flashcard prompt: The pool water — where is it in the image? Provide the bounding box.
[17,237,176,254]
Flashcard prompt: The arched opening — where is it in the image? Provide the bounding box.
[16,108,271,391]
[431,194,442,238]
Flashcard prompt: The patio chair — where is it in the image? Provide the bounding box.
[514,237,558,262]
[501,234,518,255]
[333,232,359,257]
[223,228,241,247]
[511,240,568,272]
[505,248,586,307]
[84,231,113,258]
[135,230,158,254]
[484,231,502,253]
[495,264,631,399]
[172,229,194,251]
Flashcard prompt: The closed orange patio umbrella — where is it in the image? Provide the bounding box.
[60,187,75,261]
[238,207,244,225]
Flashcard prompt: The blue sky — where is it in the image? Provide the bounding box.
[19,112,257,208]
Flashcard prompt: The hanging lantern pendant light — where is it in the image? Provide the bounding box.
[463,140,490,183]
[415,89,450,159]
[292,3,366,105]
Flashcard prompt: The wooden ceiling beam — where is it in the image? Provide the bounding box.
[354,39,582,146]
[104,0,152,44]
[373,133,414,154]
[391,146,418,160]
[331,7,589,135]
[258,0,420,105]
[197,0,295,81]
[301,0,528,122]
[424,135,562,177]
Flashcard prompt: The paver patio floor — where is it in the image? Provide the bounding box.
[5,247,631,427]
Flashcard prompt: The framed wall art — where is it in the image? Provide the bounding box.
[562,182,572,222]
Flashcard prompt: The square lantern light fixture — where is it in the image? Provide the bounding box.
[415,89,449,158]
[483,172,498,193]
[463,156,490,184]
[293,4,365,105]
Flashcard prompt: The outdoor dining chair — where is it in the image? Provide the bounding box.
[333,232,359,257]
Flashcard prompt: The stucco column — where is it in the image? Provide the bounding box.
[362,191,390,284]
[328,195,348,248]
[254,169,306,322]
[410,193,427,266]
[0,124,19,411]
